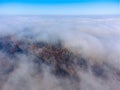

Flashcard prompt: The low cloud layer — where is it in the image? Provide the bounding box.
[0,16,120,90]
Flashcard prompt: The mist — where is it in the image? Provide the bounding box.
[0,15,120,90]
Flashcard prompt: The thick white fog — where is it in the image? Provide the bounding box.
[0,16,120,90]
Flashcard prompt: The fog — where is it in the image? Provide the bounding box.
[0,16,120,90]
